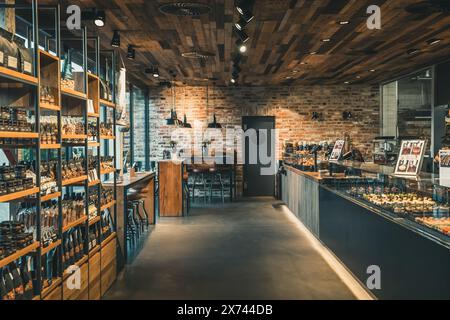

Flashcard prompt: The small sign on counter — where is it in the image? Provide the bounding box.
[439,149,450,187]
[394,140,426,176]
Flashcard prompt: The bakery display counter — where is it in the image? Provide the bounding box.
[281,161,450,299]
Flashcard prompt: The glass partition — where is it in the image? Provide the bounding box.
[382,69,434,157]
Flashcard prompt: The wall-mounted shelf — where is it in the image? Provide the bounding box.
[0,242,40,268]
[0,132,39,139]
[62,215,88,232]
[40,103,61,111]
[62,175,88,186]
[100,135,116,140]
[41,144,61,150]
[41,192,62,202]
[62,134,88,140]
[101,168,116,175]
[0,187,40,203]
[89,215,101,226]
[100,99,115,108]
[41,240,62,256]
[0,65,38,86]
[101,200,116,212]
[61,87,87,100]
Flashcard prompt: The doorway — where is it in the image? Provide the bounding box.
[242,116,276,197]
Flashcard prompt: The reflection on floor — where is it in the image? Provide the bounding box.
[105,197,357,300]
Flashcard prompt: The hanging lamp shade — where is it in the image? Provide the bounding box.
[208,114,222,128]
[183,114,192,128]
[207,82,222,128]
[166,80,181,126]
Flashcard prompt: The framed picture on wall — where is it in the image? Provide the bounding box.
[394,140,426,176]
[329,140,345,162]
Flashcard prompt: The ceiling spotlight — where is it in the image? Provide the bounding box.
[153,67,160,78]
[235,17,250,30]
[338,20,349,25]
[370,69,376,72]
[300,62,308,65]
[236,4,254,23]
[407,48,421,55]
[234,27,250,43]
[310,51,317,55]
[111,30,120,48]
[127,45,136,60]
[231,78,236,84]
[356,75,361,79]
[427,38,442,46]
[344,81,350,84]
[286,76,292,80]
[236,40,247,53]
[94,10,105,27]
[233,65,242,73]
[321,38,331,42]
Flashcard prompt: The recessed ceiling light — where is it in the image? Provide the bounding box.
[231,78,236,84]
[427,38,442,46]
[310,51,317,55]
[370,69,376,72]
[356,75,361,79]
[300,62,308,65]
[344,81,350,84]
[321,38,331,42]
[407,48,420,55]
[338,21,349,25]
[292,70,299,73]
[286,76,292,80]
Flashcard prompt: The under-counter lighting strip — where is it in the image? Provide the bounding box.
[280,205,374,301]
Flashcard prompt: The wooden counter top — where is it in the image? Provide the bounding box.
[103,172,155,187]
[284,165,345,182]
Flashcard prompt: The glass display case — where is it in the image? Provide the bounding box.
[325,161,450,244]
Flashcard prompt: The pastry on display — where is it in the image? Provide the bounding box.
[362,193,436,214]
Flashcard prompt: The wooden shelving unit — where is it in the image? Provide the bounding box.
[0,4,117,301]
[100,135,116,140]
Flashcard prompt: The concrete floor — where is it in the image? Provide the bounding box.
[105,198,356,300]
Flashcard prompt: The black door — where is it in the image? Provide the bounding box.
[243,116,276,197]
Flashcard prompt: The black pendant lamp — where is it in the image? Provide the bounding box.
[166,80,181,126]
[183,114,192,128]
[207,82,222,129]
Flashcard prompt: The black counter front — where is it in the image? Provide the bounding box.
[282,164,450,299]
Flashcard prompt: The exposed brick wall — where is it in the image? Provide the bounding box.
[148,84,380,196]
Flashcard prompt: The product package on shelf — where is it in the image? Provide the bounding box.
[40,246,58,292]
[62,193,85,228]
[40,116,58,145]
[0,162,35,196]
[88,121,98,142]
[62,158,86,181]
[40,86,57,106]
[62,226,85,270]
[100,122,113,136]
[88,158,99,183]
[40,160,58,195]
[0,106,34,132]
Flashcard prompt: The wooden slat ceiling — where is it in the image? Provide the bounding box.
[37,0,450,86]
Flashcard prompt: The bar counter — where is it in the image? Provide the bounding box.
[281,162,450,300]
[104,172,156,266]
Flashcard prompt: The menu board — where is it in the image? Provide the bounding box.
[394,140,426,176]
[439,149,450,187]
[329,140,345,162]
